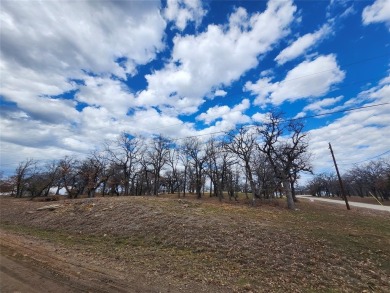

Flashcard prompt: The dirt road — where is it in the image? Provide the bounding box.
[297,195,390,212]
[0,252,83,293]
[0,228,223,293]
[0,230,161,293]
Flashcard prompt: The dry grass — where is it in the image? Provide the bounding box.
[1,195,389,292]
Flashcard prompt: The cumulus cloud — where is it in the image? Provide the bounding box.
[0,0,166,169]
[164,0,206,31]
[245,54,345,105]
[362,0,390,29]
[1,1,165,78]
[294,95,344,118]
[138,0,297,113]
[304,96,344,113]
[0,0,165,119]
[126,108,195,138]
[251,112,268,123]
[197,105,231,125]
[76,76,136,116]
[197,99,250,125]
[308,75,390,174]
[275,24,331,65]
[195,99,251,136]
[214,90,228,97]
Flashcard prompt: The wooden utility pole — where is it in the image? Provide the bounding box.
[328,143,350,210]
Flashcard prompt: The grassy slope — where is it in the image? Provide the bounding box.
[1,195,389,292]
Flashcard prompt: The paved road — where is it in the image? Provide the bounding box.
[297,195,390,212]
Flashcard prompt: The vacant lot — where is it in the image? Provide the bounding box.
[1,195,389,292]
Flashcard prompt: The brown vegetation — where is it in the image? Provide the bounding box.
[1,195,389,292]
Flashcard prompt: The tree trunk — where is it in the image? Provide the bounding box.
[183,167,187,197]
[245,162,257,203]
[291,180,298,202]
[283,179,295,210]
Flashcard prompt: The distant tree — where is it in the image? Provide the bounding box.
[289,151,313,201]
[224,127,259,202]
[25,160,61,198]
[205,137,224,201]
[14,158,36,198]
[0,172,15,195]
[166,148,181,194]
[251,149,278,199]
[181,137,208,199]
[147,135,171,195]
[344,158,390,200]
[79,156,106,198]
[59,156,82,198]
[105,133,144,196]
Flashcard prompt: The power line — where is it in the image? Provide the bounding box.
[44,54,390,135]
[121,53,390,125]
[276,53,390,84]
[309,150,390,176]
[169,102,390,141]
[338,150,390,166]
[128,74,387,134]
[1,102,388,168]
[289,102,389,121]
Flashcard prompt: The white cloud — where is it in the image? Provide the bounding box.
[308,75,390,175]
[251,112,268,123]
[362,0,390,29]
[275,24,331,65]
[295,95,344,118]
[303,96,343,113]
[340,5,356,19]
[197,99,250,125]
[0,1,166,171]
[214,90,227,97]
[76,76,136,116]
[164,0,206,31]
[245,54,345,105]
[138,0,297,113]
[197,105,231,125]
[121,108,197,139]
[195,99,251,137]
[326,0,354,20]
[0,0,165,118]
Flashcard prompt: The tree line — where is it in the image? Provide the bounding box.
[1,112,312,209]
[306,157,390,201]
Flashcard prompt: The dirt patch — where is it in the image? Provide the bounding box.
[1,195,389,292]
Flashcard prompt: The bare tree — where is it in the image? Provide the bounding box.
[147,135,171,195]
[258,113,311,210]
[14,158,36,198]
[105,133,144,196]
[25,160,61,198]
[0,172,15,195]
[251,149,278,199]
[59,156,82,198]
[78,155,106,198]
[166,148,181,195]
[205,137,238,201]
[181,137,208,199]
[224,127,259,202]
[344,158,390,201]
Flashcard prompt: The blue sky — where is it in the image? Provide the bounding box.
[1,0,389,181]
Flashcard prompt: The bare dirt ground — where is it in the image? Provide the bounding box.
[1,195,389,292]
